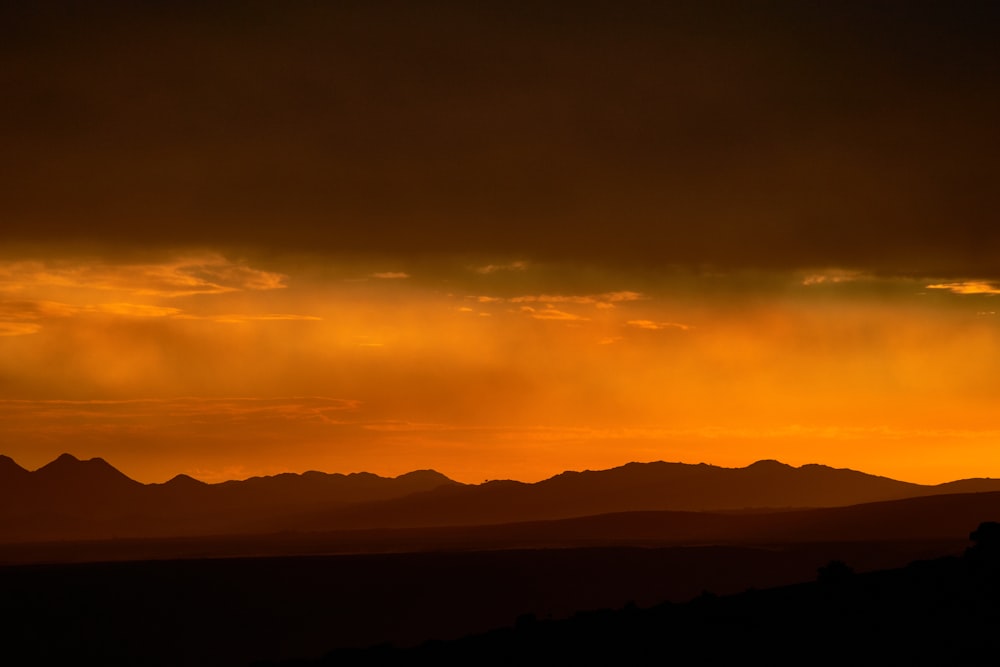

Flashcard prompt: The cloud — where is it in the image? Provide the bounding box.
[1,300,181,320]
[0,254,287,297]
[0,322,42,336]
[0,397,361,426]
[0,300,79,319]
[802,270,867,286]
[202,313,324,324]
[626,319,692,331]
[0,297,320,333]
[926,281,1000,295]
[371,272,410,279]
[464,290,647,323]
[93,303,183,317]
[0,255,321,333]
[475,261,528,274]
[520,305,589,321]
[508,291,644,306]
[0,299,184,336]
[472,291,644,308]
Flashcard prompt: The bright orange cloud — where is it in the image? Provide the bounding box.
[626,319,692,331]
[507,291,644,306]
[520,305,589,321]
[926,281,1000,295]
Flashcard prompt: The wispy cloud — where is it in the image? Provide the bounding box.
[801,269,867,286]
[0,299,185,335]
[93,303,183,317]
[520,305,590,321]
[0,397,361,425]
[926,281,1000,295]
[0,322,42,336]
[0,298,320,332]
[0,254,287,297]
[471,291,644,308]
[626,319,692,331]
[199,313,324,324]
[474,261,528,274]
[0,254,320,333]
[371,271,410,279]
[0,300,80,319]
[1,300,181,319]
[508,291,644,306]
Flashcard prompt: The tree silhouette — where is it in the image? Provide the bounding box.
[816,559,853,585]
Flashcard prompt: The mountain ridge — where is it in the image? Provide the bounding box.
[4,453,1000,545]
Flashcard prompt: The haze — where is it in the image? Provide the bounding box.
[1,1,998,484]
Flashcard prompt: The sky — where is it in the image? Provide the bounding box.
[1,1,999,484]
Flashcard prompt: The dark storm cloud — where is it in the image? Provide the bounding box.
[2,1,998,275]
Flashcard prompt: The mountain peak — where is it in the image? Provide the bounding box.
[0,454,29,476]
[747,459,792,470]
[164,473,206,487]
[39,453,119,470]
[36,453,82,473]
[35,453,141,486]
[396,469,455,484]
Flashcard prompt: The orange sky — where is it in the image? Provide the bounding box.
[0,252,997,484]
[1,3,998,485]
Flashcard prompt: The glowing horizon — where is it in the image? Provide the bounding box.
[0,252,997,486]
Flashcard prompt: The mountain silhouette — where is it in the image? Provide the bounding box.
[0,454,458,542]
[3,454,1000,545]
[0,453,29,475]
[276,459,1000,532]
[34,453,144,494]
[0,454,29,487]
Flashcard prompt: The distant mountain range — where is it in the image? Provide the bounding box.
[0,453,455,542]
[3,454,1000,545]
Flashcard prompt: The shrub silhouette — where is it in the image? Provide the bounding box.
[966,521,1000,563]
[816,559,853,585]
[970,521,1000,549]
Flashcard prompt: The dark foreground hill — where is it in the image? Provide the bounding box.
[259,524,1000,667]
[0,538,973,667]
